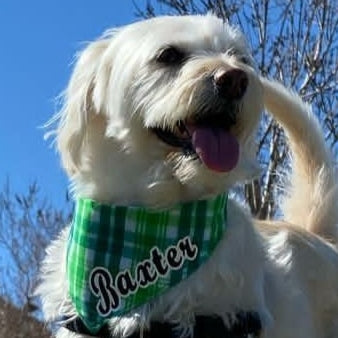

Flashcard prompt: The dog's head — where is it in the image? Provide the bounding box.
[53,14,263,207]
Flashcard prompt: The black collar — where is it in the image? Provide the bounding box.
[64,312,261,338]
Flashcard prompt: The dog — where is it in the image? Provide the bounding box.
[37,14,338,338]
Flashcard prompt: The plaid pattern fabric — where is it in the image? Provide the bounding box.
[67,194,228,334]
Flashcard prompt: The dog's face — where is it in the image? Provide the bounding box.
[55,15,263,206]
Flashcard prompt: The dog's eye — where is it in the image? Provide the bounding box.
[157,46,185,65]
[239,56,251,65]
[227,49,251,65]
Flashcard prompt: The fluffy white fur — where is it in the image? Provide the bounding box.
[37,14,338,338]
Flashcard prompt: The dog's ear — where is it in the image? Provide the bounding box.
[54,39,110,176]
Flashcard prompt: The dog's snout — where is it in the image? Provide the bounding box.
[214,69,248,100]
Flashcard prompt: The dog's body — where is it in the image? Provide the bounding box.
[38,15,338,338]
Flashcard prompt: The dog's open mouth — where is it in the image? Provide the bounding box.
[152,118,239,172]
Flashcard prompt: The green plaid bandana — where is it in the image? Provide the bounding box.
[67,194,228,334]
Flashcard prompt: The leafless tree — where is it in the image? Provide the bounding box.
[134,0,338,218]
[0,181,72,317]
[0,297,50,338]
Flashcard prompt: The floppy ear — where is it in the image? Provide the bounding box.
[54,39,110,175]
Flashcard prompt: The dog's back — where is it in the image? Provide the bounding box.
[260,79,338,336]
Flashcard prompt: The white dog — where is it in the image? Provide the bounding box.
[37,14,338,338]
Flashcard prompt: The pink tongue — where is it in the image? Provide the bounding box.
[189,127,239,172]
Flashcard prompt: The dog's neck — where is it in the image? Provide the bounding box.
[70,124,231,207]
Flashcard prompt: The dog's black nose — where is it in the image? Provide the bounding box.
[214,69,248,100]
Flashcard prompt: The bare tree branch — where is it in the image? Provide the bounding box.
[0,180,72,311]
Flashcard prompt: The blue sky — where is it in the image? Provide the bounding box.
[0,1,156,206]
